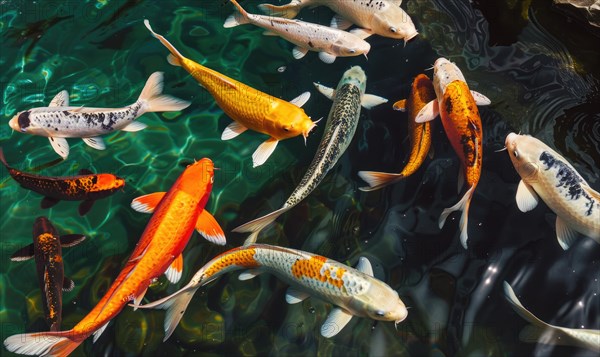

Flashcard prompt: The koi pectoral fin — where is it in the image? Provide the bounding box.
[78,200,95,216]
[515,180,539,212]
[82,137,106,150]
[392,99,407,112]
[415,100,439,123]
[313,82,335,100]
[318,51,337,64]
[349,27,373,40]
[121,121,148,132]
[164,254,183,284]
[48,137,69,159]
[63,277,75,292]
[252,138,278,168]
[41,196,60,209]
[131,192,167,214]
[556,217,579,250]
[470,90,491,105]
[10,244,35,261]
[59,234,86,248]
[330,14,352,30]
[358,171,404,192]
[361,94,389,109]
[285,287,310,304]
[221,121,248,140]
[289,91,311,108]
[49,90,69,107]
[196,209,226,245]
[292,46,309,60]
[355,257,374,277]
[321,307,353,338]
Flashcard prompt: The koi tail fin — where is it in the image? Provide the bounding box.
[137,72,191,114]
[439,185,475,249]
[224,0,251,28]
[133,284,200,342]
[144,19,186,67]
[357,171,405,192]
[258,1,302,19]
[503,281,553,343]
[4,330,84,357]
[232,206,291,245]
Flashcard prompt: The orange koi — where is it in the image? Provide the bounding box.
[358,74,436,191]
[415,58,491,248]
[144,20,317,167]
[4,158,225,357]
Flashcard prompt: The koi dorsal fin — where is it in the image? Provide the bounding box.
[49,90,69,107]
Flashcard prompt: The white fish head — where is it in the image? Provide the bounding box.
[9,111,31,133]
[505,132,542,181]
[338,66,367,95]
[372,7,418,41]
[350,279,408,324]
[432,57,467,99]
[332,38,371,58]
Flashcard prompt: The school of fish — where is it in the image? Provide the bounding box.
[1,1,598,356]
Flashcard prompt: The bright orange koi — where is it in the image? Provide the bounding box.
[358,74,436,191]
[144,20,317,167]
[4,159,225,357]
[415,58,491,248]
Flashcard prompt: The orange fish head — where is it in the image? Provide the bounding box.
[94,174,126,192]
[179,158,215,194]
[275,111,317,142]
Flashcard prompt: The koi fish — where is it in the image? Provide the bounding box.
[4,158,225,357]
[144,20,317,167]
[358,73,436,191]
[0,147,125,216]
[232,66,387,243]
[10,217,86,332]
[415,58,491,249]
[8,72,191,159]
[503,282,600,352]
[135,244,407,340]
[259,0,418,44]
[504,133,600,248]
[225,0,370,64]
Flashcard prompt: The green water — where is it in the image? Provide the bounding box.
[1,0,599,356]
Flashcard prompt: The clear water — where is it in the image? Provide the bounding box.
[0,0,599,356]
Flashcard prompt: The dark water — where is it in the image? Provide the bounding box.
[0,0,599,356]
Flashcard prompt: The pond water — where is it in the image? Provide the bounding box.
[0,0,599,356]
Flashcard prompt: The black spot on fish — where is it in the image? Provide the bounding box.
[18,111,31,129]
[62,111,69,116]
[308,41,314,48]
[445,97,453,114]
[539,151,595,215]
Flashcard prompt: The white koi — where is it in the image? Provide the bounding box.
[8,72,190,159]
[134,244,407,340]
[504,282,600,352]
[259,0,418,44]
[225,0,370,64]
[505,133,600,249]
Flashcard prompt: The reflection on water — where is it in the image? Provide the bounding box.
[0,1,598,356]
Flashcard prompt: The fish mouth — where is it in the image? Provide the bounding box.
[302,117,323,145]
[8,118,21,132]
[404,31,419,46]
[505,132,518,147]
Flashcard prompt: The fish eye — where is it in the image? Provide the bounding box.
[390,27,397,33]
[375,310,385,317]
[349,49,356,53]
[514,150,519,158]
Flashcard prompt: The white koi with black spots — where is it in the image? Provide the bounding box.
[505,133,600,249]
[134,244,407,340]
[8,72,190,159]
[232,66,387,244]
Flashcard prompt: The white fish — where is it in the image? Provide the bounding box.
[505,133,600,249]
[134,244,407,340]
[259,0,418,44]
[503,282,600,352]
[225,0,370,64]
[232,66,387,244]
[8,72,191,159]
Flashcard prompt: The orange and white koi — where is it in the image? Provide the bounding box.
[505,133,600,249]
[224,0,370,64]
[415,58,491,249]
[359,73,436,191]
[144,20,317,167]
[260,0,418,44]
[135,244,407,340]
[504,282,600,352]
[4,159,225,357]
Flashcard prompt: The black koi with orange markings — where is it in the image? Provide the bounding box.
[10,217,86,331]
[0,147,125,215]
